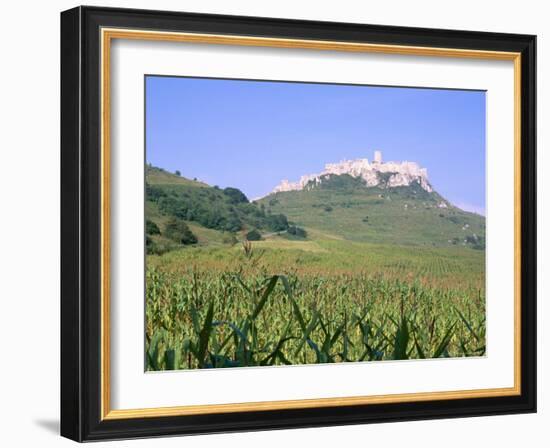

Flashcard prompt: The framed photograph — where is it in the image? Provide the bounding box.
[60,6,536,441]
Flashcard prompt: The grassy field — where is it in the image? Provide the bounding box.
[145,167,486,370]
[149,233,484,290]
[146,236,485,370]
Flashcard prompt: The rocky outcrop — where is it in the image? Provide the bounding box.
[272,152,432,194]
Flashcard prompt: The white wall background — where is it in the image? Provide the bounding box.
[0,0,546,446]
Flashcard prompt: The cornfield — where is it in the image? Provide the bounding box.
[146,249,485,370]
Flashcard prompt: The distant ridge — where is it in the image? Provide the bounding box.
[271,151,432,195]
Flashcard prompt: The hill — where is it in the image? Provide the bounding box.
[145,162,485,255]
[258,173,485,248]
[145,165,294,253]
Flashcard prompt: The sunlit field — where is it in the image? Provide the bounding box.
[146,238,485,370]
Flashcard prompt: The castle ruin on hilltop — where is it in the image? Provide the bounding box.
[272,151,432,194]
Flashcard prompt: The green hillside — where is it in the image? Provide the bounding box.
[145,165,294,253]
[257,173,485,248]
[145,166,485,253]
[145,165,210,187]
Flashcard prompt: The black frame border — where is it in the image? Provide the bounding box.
[61,6,536,442]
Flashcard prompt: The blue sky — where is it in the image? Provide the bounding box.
[146,76,486,215]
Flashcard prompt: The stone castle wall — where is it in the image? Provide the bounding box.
[272,152,432,194]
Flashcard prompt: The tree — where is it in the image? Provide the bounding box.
[175,170,181,176]
[466,234,485,250]
[287,226,307,238]
[224,214,242,232]
[223,187,249,204]
[164,217,197,245]
[267,213,288,232]
[245,229,262,241]
[146,219,160,235]
[145,184,167,201]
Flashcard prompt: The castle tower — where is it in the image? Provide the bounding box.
[374,150,382,164]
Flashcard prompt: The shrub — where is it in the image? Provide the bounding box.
[466,235,485,250]
[146,219,160,235]
[266,213,288,232]
[287,226,307,238]
[146,237,173,255]
[223,187,249,204]
[222,233,238,246]
[246,229,262,241]
[146,184,167,201]
[164,218,197,245]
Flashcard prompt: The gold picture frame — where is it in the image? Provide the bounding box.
[61,6,536,441]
